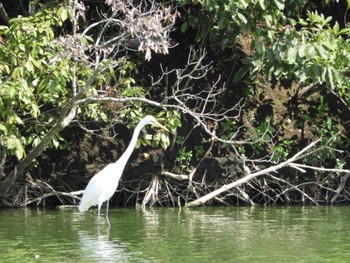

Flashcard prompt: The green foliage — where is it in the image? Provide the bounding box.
[182,0,350,107]
[176,146,193,172]
[0,3,139,162]
[180,0,305,49]
[0,5,72,160]
[119,60,146,98]
[179,0,350,167]
[227,5,350,162]
[247,10,350,105]
[309,96,342,156]
[219,118,237,149]
[80,103,108,122]
[194,145,205,160]
[272,139,293,162]
[155,111,181,149]
[175,134,193,172]
[251,119,276,156]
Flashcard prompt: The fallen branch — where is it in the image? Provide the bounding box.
[186,138,350,207]
[186,139,321,207]
[161,171,188,181]
[22,190,83,207]
[289,163,350,174]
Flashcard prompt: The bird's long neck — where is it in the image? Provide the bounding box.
[118,121,145,167]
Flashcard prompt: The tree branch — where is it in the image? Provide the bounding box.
[331,174,350,204]
[0,1,10,26]
[186,139,321,207]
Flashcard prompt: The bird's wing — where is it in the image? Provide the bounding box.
[79,163,122,212]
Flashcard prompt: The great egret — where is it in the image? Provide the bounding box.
[79,115,168,226]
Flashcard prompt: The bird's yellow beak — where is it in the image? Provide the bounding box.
[154,121,169,132]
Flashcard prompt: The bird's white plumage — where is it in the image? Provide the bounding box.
[78,116,168,226]
[79,163,123,212]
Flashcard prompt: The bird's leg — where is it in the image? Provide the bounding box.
[105,199,111,228]
[97,206,101,224]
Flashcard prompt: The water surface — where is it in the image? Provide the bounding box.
[0,206,349,262]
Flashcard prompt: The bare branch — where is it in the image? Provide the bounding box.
[186,139,321,207]
[331,174,350,204]
[161,171,188,181]
[288,163,350,174]
[22,190,83,207]
[0,1,10,25]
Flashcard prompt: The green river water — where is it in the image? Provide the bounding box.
[0,205,349,262]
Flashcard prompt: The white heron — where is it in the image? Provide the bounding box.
[78,115,168,226]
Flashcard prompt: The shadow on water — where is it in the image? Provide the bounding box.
[1,206,350,262]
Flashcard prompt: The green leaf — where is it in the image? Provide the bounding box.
[259,0,266,10]
[32,137,41,148]
[299,67,310,82]
[0,25,9,32]
[9,114,24,125]
[218,17,226,30]
[274,0,285,10]
[297,44,306,58]
[305,45,316,57]
[18,44,26,52]
[7,85,17,98]
[0,64,10,74]
[25,60,34,72]
[333,22,339,34]
[237,13,247,24]
[0,123,7,133]
[57,7,69,22]
[255,41,265,55]
[286,47,297,64]
[16,30,22,41]
[338,27,350,35]
[12,67,23,78]
[14,145,26,160]
[274,67,283,78]
[2,135,26,160]
[302,114,311,121]
[52,137,60,148]
[83,35,94,44]
[181,22,188,33]
[31,103,40,118]
[233,64,250,82]
[31,59,42,69]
